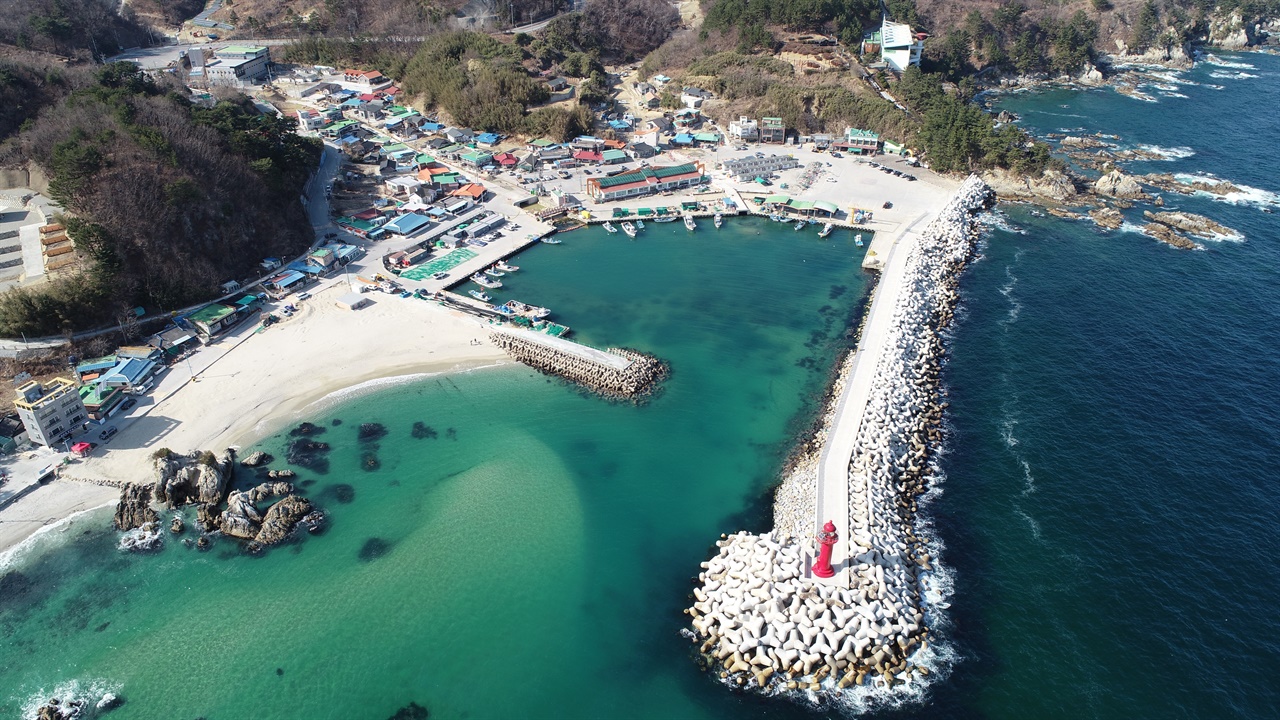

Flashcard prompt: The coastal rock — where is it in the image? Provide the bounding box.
[1141,223,1199,250]
[151,450,232,506]
[1141,172,1239,197]
[245,481,295,504]
[994,110,1019,124]
[113,484,158,531]
[1209,11,1255,49]
[1093,170,1149,200]
[982,168,1078,202]
[221,490,263,539]
[241,451,273,467]
[1088,207,1125,230]
[254,495,314,546]
[1078,62,1105,85]
[1060,135,1112,150]
[1143,210,1237,239]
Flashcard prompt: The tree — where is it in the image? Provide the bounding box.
[1130,0,1160,52]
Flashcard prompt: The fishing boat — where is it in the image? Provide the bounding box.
[541,236,562,244]
[635,220,645,230]
[713,213,723,229]
[484,267,505,277]
[769,214,786,223]
[818,223,833,238]
[495,260,519,272]
[472,273,502,289]
[683,214,697,231]
[496,299,551,319]
[602,221,619,234]
[794,220,807,231]
[855,234,864,247]
[653,216,677,223]
[621,221,637,237]
[468,289,491,302]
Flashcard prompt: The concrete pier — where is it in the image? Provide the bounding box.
[489,328,668,399]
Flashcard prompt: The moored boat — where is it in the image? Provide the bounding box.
[818,223,833,238]
[484,267,505,277]
[713,213,723,229]
[855,233,864,247]
[653,216,676,223]
[472,273,502,288]
[635,220,645,230]
[495,260,519,272]
[684,214,697,231]
[468,289,491,302]
[496,299,551,319]
[621,221,637,237]
[794,220,807,231]
[541,236,562,244]
[602,221,619,234]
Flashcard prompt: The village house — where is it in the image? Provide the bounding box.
[546,76,570,92]
[343,69,391,88]
[14,379,87,447]
[680,87,713,109]
[646,117,674,135]
[729,117,759,142]
[839,127,882,155]
[761,117,786,144]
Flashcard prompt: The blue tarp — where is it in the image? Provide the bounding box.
[383,213,431,235]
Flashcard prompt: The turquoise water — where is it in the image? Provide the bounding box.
[0,220,874,718]
[6,51,1280,719]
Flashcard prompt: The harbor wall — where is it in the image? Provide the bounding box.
[489,329,669,400]
[684,175,994,700]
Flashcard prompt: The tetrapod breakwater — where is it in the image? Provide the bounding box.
[684,175,995,706]
[489,328,669,400]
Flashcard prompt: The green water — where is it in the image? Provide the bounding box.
[0,220,872,719]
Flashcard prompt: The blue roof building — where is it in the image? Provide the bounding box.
[99,357,159,391]
[422,121,444,132]
[383,213,432,235]
[673,133,694,145]
[475,132,501,146]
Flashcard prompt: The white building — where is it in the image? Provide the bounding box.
[192,46,272,86]
[729,116,759,142]
[880,20,924,72]
[14,378,87,447]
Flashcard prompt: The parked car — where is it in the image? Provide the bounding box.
[432,272,449,280]
[297,292,311,301]
[121,398,137,412]
[99,427,118,442]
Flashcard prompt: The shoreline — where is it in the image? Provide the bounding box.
[0,283,507,557]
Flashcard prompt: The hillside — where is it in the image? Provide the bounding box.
[0,63,319,336]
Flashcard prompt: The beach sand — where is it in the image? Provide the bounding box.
[0,280,506,555]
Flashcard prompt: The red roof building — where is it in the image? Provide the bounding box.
[572,149,603,163]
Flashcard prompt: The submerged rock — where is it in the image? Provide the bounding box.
[1142,222,1199,250]
[358,537,392,562]
[361,451,381,472]
[323,483,356,504]
[387,702,429,720]
[358,423,388,442]
[411,422,438,439]
[290,422,326,437]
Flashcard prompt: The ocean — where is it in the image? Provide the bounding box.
[3,49,1280,719]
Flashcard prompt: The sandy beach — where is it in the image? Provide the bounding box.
[0,280,506,556]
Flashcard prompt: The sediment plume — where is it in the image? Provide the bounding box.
[489,329,669,400]
[685,175,995,703]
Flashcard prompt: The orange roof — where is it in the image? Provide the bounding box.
[449,183,485,199]
[603,139,626,149]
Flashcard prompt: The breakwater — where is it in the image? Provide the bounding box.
[489,328,669,400]
[685,175,994,702]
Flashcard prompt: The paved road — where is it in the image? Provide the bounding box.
[191,0,234,30]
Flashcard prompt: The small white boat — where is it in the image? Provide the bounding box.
[541,236,562,244]
[794,220,807,231]
[713,213,723,229]
[684,214,697,231]
[602,221,619,234]
[495,260,519,272]
[818,223,833,238]
[855,234,864,247]
[653,216,676,223]
[469,289,491,302]
[635,220,645,230]
[484,267,505,277]
[621,221,637,237]
[472,273,502,289]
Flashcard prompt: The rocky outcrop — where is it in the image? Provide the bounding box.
[255,495,315,546]
[1143,210,1237,239]
[1089,207,1125,230]
[152,450,234,506]
[1209,11,1255,49]
[982,168,1078,202]
[1078,62,1106,85]
[1060,135,1112,150]
[1142,223,1199,250]
[113,484,157,531]
[240,451,273,467]
[220,490,264,539]
[1093,169,1149,200]
[1141,173,1239,197]
[1103,38,1194,68]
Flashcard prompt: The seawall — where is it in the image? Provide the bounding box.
[684,175,994,700]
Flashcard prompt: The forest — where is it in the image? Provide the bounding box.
[0,63,319,336]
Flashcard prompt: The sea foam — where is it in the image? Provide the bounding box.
[1137,144,1196,160]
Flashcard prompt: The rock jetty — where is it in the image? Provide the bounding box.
[490,329,669,400]
[685,176,994,702]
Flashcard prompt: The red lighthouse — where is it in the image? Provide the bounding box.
[812,520,838,578]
